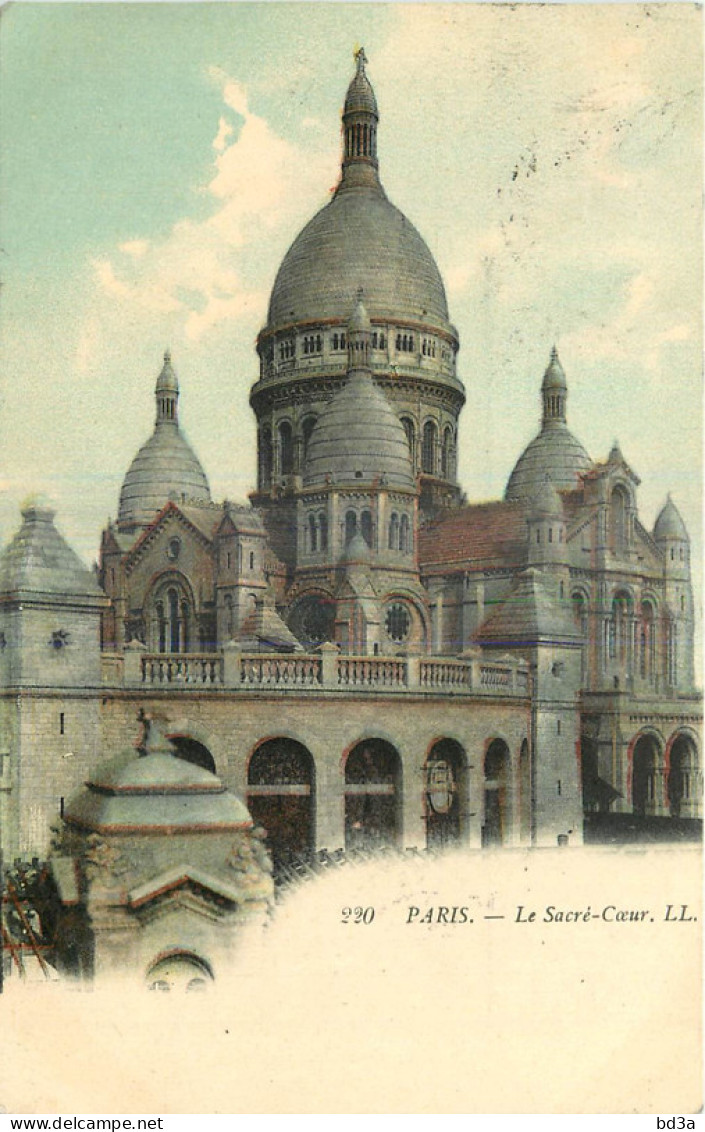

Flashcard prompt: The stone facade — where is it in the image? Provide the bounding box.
[0,49,701,903]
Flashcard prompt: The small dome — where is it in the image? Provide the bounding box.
[342,530,372,564]
[118,355,211,531]
[304,372,415,490]
[344,48,378,116]
[505,425,591,501]
[541,346,567,391]
[528,475,563,517]
[654,496,688,542]
[155,350,178,394]
[118,427,211,529]
[64,746,252,833]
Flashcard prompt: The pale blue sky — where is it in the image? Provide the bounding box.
[0,3,701,617]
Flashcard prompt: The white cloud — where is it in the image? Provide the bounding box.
[90,70,336,345]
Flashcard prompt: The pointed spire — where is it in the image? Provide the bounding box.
[337,47,383,195]
[155,350,179,425]
[541,346,567,426]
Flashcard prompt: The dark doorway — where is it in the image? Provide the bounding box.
[345,739,402,851]
[247,738,315,866]
[632,734,659,817]
[425,739,467,849]
[483,739,510,847]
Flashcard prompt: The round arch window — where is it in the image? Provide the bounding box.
[385,603,411,643]
[166,537,181,561]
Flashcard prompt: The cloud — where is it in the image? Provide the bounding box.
[89,70,336,345]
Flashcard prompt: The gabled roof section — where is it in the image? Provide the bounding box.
[475,569,581,647]
[215,502,265,539]
[0,505,105,601]
[418,501,527,573]
[128,865,241,909]
[123,500,218,571]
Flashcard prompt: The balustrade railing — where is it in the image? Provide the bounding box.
[117,650,528,697]
[479,664,512,688]
[337,656,407,688]
[420,659,471,690]
[239,655,322,687]
[141,654,223,685]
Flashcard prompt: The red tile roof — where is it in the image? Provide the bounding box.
[418,501,528,573]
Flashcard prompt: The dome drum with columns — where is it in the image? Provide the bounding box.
[251,49,463,520]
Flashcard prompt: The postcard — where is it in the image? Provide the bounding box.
[0,2,701,1116]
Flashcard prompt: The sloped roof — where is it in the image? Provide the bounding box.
[239,605,304,652]
[475,569,581,646]
[0,506,104,601]
[418,501,527,572]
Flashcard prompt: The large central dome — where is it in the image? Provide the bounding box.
[268,190,450,330]
[266,47,452,334]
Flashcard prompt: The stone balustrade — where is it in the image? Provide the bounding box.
[104,647,529,698]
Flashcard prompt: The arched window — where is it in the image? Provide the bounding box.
[441,426,453,478]
[259,428,273,490]
[345,510,357,546]
[278,421,294,476]
[572,591,588,636]
[640,600,655,681]
[609,592,631,664]
[388,512,399,550]
[223,594,234,639]
[610,486,629,554]
[157,601,166,653]
[668,734,699,818]
[168,588,180,653]
[401,418,416,466]
[308,513,318,552]
[301,418,316,464]
[360,510,373,548]
[422,421,437,475]
[400,513,410,553]
[632,734,659,817]
[319,512,328,553]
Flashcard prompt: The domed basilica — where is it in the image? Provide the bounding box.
[0,50,701,906]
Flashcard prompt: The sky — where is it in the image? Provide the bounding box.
[0,3,702,607]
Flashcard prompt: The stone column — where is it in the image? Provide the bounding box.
[401,756,426,850]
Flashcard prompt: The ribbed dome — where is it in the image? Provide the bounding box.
[506,350,592,501]
[654,496,688,541]
[304,371,415,490]
[267,189,450,330]
[118,427,211,529]
[505,425,591,501]
[118,355,211,531]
